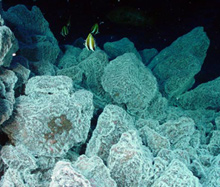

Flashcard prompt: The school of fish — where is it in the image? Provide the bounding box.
[60,20,99,51]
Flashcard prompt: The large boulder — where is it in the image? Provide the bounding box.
[3,5,60,75]
[3,76,94,157]
[104,37,141,59]
[0,70,17,125]
[86,104,135,163]
[177,76,220,110]
[0,26,18,67]
[102,53,158,117]
[149,27,210,100]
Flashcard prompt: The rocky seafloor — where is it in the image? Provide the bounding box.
[0,3,220,187]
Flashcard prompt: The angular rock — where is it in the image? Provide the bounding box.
[189,130,201,149]
[154,53,202,99]
[0,70,17,125]
[0,168,26,187]
[178,109,215,134]
[77,48,93,62]
[57,65,83,84]
[149,27,210,100]
[10,55,29,69]
[78,50,112,110]
[151,156,168,182]
[25,75,73,96]
[29,60,56,76]
[0,144,37,170]
[157,148,190,167]
[135,118,160,130]
[0,151,3,177]
[74,155,117,187]
[203,155,220,187]
[3,5,55,40]
[139,125,170,156]
[107,130,154,187]
[79,50,109,93]
[12,63,30,90]
[139,48,158,66]
[102,53,158,117]
[215,116,220,130]
[144,93,168,121]
[19,35,60,64]
[86,104,135,163]
[0,166,50,187]
[190,159,207,182]
[3,5,60,65]
[149,27,209,70]
[208,131,220,156]
[196,148,213,168]
[58,45,81,69]
[3,76,94,157]
[0,26,18,67]
[50,161,92,187]
[158,117,195,149]
[0,14,4,26]
[152,159,200,187]
[177,77,220,110]
[104,37,141,59]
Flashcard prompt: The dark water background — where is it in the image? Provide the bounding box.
[2,0,220,87]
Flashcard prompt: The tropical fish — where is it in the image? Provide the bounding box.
[60,25,69,37]
[91,23,99,35]
[60,16,71,37]
[85,33,96,51]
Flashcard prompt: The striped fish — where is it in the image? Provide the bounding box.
[85,33,96,51]
[60,25,69,37]
[91,23,99,35]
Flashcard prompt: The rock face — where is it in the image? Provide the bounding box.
[0,70,17,125]
[0,26,18,67]
[149,27,210,100]
[139,48,158,66]
[73,155,117,187]
[203,155,220,187]
[158,117,195,149]
[50,161,92,187]
[0,4,219,186]
[102,53,158,117]
[3,5,60,75]
[86,104,135,163]
[3,76,94,157]
[107,130,154,187]
[57,45,81,69]
[139,125,170,156]
[1,144,37,171]
[177,77,220,110]
[0,21,19,126]
[78,50,112,109]
[3,5,55,40]
[152,159,200,187]
[104,37,141,59]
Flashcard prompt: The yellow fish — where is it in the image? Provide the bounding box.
[85,33,96,51]
[91,23,99,35]
[60,25,69,37]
